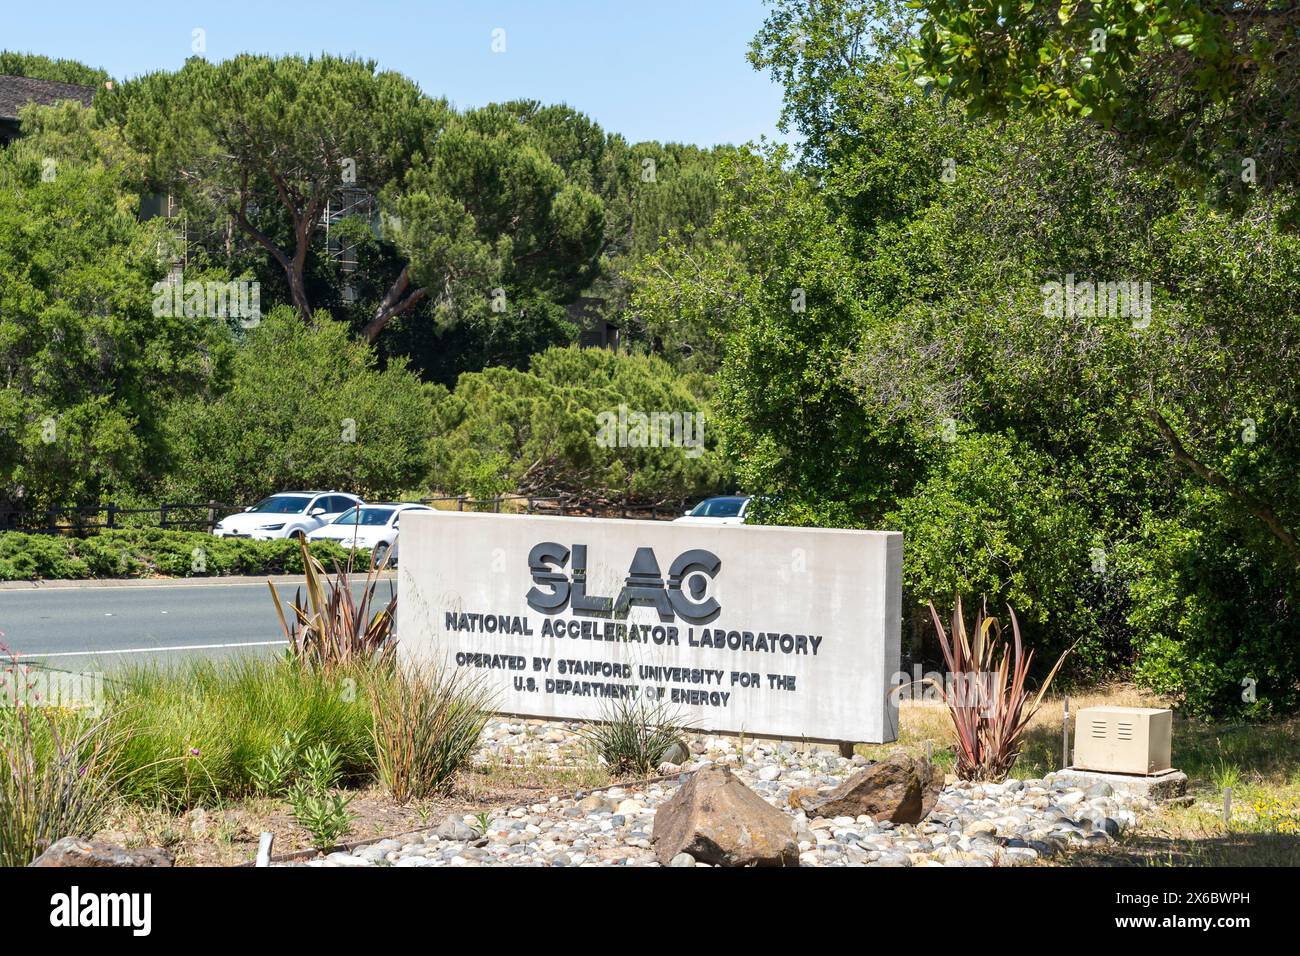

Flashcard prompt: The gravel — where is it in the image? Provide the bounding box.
[287,718,1151,868]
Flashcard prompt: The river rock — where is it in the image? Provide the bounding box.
[434,815,478,842]
[652,766,798,867]
[808,754,942,824]
[29,837,174,867]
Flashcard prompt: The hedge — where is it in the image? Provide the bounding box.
[0,528,359,581]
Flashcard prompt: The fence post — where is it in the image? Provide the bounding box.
[494,496,502,514]
[106,502,117,530]
[207,500,217,531]
[457,495,465,513]
[159,504,168,529]
[527,497,535,514]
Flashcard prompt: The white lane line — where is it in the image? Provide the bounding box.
[4,640,289,659]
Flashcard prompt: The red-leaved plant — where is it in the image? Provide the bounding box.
[928,597,1071,782]
[270,536,397,672]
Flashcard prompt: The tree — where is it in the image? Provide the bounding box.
[429,346,727,503]
[102,54,448,326]
[161,307,436,503]
[904,0,1300,199]
[371,104,606,343]
[632,0,1300,712]
[0,103,226,515]
[0,51,109,87]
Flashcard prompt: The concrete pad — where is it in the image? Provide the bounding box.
[1049,767,1189,802]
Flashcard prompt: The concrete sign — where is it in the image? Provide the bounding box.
[397,512,902,744]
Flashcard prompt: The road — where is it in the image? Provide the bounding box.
[0,576,396,673]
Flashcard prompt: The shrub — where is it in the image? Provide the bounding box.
[285,740,353,851]
[368,664,492,803]
[0,529,353,582]
[581,695,690,778]
[928,597,1070,782]
[1122,509,1300,719]
[160,307,435,503]
[887,433,1099,673]
[0,701,123,866]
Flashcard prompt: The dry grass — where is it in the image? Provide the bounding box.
[867,684,1300,866]
[859,685,1168,778]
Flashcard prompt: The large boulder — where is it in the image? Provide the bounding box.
[808,753,942,824]
[652,766,798,867]
[29,837,174,867]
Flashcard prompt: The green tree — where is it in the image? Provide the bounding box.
[0,103,224,517]
[102,54,448,327]
[162,307,435,503]
[373,104,606,343]
[429,347,727,504]
[0,51,109,87]
[904,0,1300,200]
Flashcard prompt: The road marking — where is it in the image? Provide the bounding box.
[3,640,289,660]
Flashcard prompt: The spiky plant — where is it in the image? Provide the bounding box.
[928,596,1071,782]
[582,694,690,779]
[270,535,397,672]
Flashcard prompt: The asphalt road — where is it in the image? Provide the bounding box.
[0,576,396,673]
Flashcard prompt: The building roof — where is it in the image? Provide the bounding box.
[0,75,95,122]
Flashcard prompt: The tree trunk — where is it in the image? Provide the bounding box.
[361,264,428,343]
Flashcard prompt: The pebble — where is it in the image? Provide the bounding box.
[286,718,1152,869]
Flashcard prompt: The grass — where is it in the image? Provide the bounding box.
[0,703,124,866]
[368,664,493,803]
[107,656,380,810]
[579,695,691,778]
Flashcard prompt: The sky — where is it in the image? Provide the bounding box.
[1,0,789,147]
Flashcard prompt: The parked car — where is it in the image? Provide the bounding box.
[305,502,433,565]
[212,491,364,541]
[674,495,753,525]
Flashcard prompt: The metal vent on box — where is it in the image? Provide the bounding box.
[1073,706,1172,776]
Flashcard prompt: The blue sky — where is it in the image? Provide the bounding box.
[3,0,788,147]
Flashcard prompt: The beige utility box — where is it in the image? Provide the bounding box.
[1073,706,1172,776]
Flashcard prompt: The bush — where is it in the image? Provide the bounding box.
[927,597,1069,782]
[429,345,729,502]
[160,307,436,504]
[271,536,397,672]
[288,784,355,851]
[1123,507,1300,719]
[108,657,378,810]
[368,664,492,803]
[0,528,355,582]
[885,433,1099,673]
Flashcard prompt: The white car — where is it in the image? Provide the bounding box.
[305,502,433,565]
[212,491,364,541]
[674,495,753,526]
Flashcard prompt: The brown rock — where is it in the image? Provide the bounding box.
[787,787,819,810]
[808,753,942,824]
[652,766,798,867]
[28,837,174,868]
